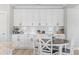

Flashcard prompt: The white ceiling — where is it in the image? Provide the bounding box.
[11,4,78,9]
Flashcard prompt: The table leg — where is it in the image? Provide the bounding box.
[59,45,63,55]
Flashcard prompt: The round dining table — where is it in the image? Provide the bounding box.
[41,39,69,55]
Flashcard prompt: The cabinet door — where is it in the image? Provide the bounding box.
[46,9,57,26]
[14,9,23,26]
[56,9,64,26]
[0,12,8,41]
[22,9,33,26]
[0,12,8,34]
[12,35,33,49]
[39,9,58,26]
[32,9,39,26]
[46,9,64,26]
[24,35,33,49]
[14,9,33,26]
[12,35,25,49]
[40,9,47,26]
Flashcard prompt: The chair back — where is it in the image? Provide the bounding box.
[38,34,53,55]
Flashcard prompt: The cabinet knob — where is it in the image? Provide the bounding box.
[17,38,20,41]
[31,38,33,41]
[2,33,5,35]
[32,23,33,25]
[46,23,48,26]
[38,23,41,25]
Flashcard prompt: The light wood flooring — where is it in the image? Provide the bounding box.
[13,49,34,55]
[13,49,79,55]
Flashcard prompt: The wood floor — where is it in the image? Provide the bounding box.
[74,50,79,55]
[13,49,33,55]
[13,49,79,55]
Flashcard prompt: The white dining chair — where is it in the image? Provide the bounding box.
[38,34,59,55]
[32,34,40,55]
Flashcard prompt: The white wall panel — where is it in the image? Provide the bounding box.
[67,5,79,48]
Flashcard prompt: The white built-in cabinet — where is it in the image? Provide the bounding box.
[14,9,39,26]
[13,8,64,49]
[14,9,64,26]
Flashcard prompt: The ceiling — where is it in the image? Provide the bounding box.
[11,4,78,9]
